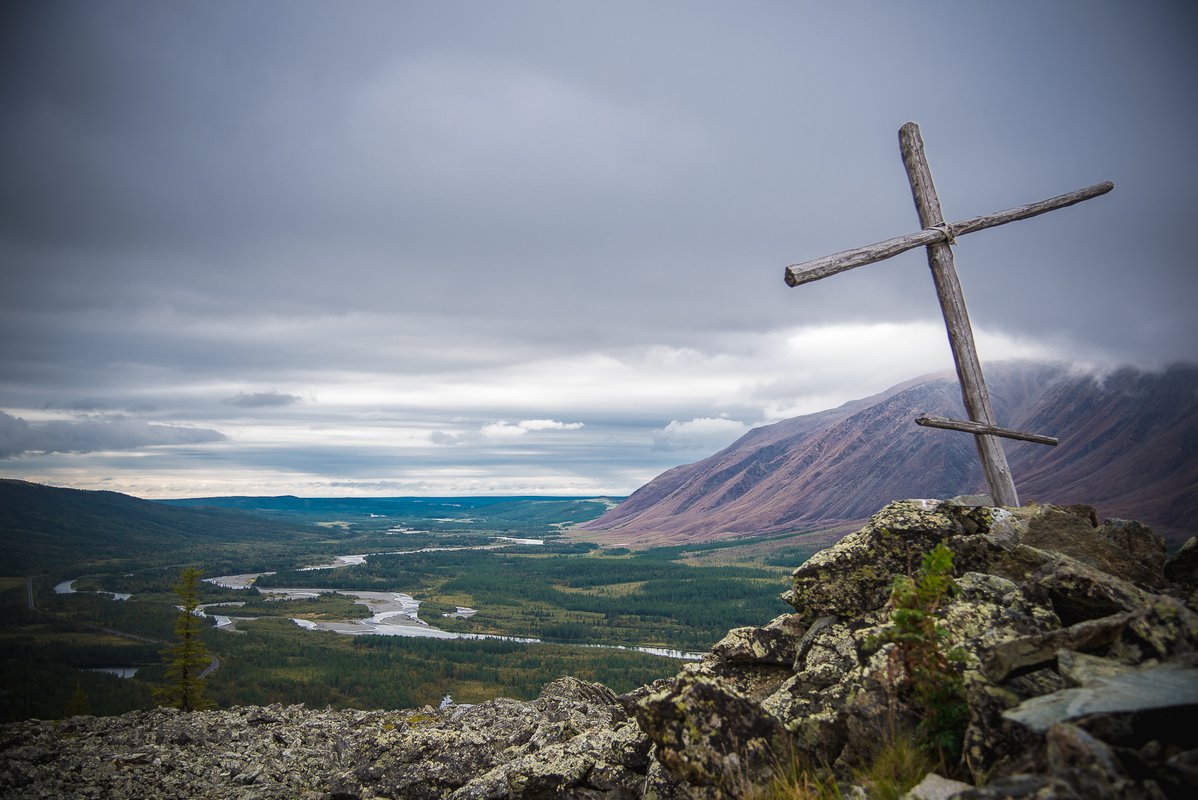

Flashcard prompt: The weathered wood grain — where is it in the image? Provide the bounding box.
[899,121,1020,507]
[915,414,1059,446]
[784,180,1114,287]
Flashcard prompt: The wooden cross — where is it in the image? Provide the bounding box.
[784,122,1113,507]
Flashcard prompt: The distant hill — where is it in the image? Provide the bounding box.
[0,479,322,574]
[580,362,1198,546]
[161,495,618,526]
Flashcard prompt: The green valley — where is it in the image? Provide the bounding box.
[0,480,821,722]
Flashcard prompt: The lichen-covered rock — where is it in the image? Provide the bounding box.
[768,498,1198,796]
[0,704,388,800]
[1043,722,1128,800]
[1024,556,1150,625]
[956,669,1041,779]
[708,628,787,666]
[793,618,857,682]
[1020,506,1167,590]
[635,671,793,797]
[708,614,805,666]
[784,499,998,620]
[342,677,651,799]
[1165,536,1198,589]
[1002,660,1198,734]
[0,679,656,800]
[344,698,543,799]
[1055,649,1134,686]
[758,618,866,764]
[980,612,1134,683]
[449,719,650,800]
[941,572,1059,660]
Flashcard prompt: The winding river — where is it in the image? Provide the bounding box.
[201,542,705,661]
[56,540,705,661]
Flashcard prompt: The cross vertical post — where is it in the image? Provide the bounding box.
[899,122,1018,506]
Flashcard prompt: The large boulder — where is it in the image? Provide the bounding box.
[785,501,1169,624]
[1001,660,1198,734]
[1019,507,1166,590]
[708,613,805,666]
[782,499,997,620]
[636,671,793,798]
[1166,536,1198,588]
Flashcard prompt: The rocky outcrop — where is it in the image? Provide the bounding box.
[336,677,651,799]
[0,677,652,800]
[3,500,1197,799]
[638,500,1198,798]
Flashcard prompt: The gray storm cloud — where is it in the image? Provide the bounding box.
[0,2,1194,496]
[223,392,303,408]
[0,411,225,459]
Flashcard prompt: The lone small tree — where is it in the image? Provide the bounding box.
[65,681,91,717]
[154,566,216,711]
[870,542,968,764]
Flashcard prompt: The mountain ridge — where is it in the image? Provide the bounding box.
[581,361,1198,545]
[0,478,324,574]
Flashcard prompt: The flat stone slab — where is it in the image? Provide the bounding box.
[1003,662,1198,733]
[905,772,974,799]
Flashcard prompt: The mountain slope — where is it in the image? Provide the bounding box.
[581,362,1198,545]
[0,479,322,574]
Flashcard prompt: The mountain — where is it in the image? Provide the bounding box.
[581,362,1198,546]
[0,479,322,574]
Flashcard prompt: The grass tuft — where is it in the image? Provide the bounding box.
[854,727,937,800]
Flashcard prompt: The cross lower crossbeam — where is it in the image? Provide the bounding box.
[783,122,1111,506]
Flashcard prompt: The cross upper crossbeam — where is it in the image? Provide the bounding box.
[783,122,1112,506]
[785,180,1113,287]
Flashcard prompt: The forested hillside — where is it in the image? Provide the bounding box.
[0,479,328,574]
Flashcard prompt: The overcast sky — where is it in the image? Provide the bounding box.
[1,2,1195,498]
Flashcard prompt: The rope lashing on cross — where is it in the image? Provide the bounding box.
[929,221,956,246]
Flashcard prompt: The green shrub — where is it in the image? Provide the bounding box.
[871,541,969,763]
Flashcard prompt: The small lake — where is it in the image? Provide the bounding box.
[83,666,139,679]
[55,580,132,601]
